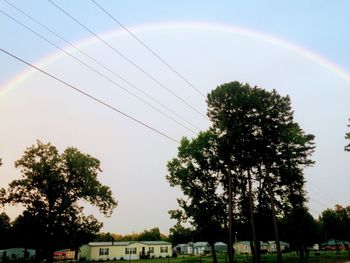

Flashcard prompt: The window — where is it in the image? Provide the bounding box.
[148,247,154,253]
[99,248,109,256]
[126,247,137,254]
[160,247,168,253]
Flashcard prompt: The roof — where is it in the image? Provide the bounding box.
[215,242,227,246]
[268,241,290,246]
[234,241,269,246]
[192,242,209,247]
[321,240,350,246]
[88,241,171,247]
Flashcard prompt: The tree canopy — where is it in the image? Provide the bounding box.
[167,82,315,263]
[0,140,117,262]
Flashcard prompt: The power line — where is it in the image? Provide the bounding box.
[309,181,341,205]
[90,0,206,98]
[0,8,197,134]
[47,0,208,120]
[2,0,200,133]
[0,48,180,144]
[309,197,331,210]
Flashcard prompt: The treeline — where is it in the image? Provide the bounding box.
[95,227,169,242]
[168,204,350,247]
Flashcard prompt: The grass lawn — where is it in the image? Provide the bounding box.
[79,251,350,263]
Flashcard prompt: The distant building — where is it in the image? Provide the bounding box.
[191,242,211,255]
[233,241,269,254]
[267,241,290,253]
[214,242,227,252]
[320,240,349,251]
[53,249,75,260]
[0,248,35,261]
[174,242,227,255]
[174,244,189,254]
[233,241,290,254]
[79,241,172,261]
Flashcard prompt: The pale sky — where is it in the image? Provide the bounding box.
[0,1,350,235]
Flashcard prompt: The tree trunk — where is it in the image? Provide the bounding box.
[248,169,258,263]
[255,240,261,263]
[227,168,234,263]
[267,174,282,263]
[298,245,305,261]
[210,242,218,263]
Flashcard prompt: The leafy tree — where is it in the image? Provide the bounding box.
[167,131,226,263]
[345,119,350,151]
[207,82,315,263]
[280,207,320,259]
[94,232,116,242]
[138,227,164,241]
[0,212,10,248]
[169,224,194,245]
[0,140,117,262]
[319,205,350,253]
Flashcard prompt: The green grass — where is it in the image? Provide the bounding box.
[80,251,350,263]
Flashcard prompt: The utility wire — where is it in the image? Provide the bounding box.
[309,181,341,206]
[308,208,321,216]
[2,0,200,132]
[0,48,180,143]
[90,0,206,98]
[0,8,197,134]
[47,0,208,120]
[309,197,331,210]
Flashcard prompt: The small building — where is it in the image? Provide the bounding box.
[233,241,269,254]
[186,242,211,255]
[174,241,227,255]
[214,242,227,252]
[174,244,189,254]
[320,240,349,251]
[267,241,290,253]
[0,248,35,261]
[79,241,172,261]
[53,249,75,260]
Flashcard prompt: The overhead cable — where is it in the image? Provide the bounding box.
[2,0,200,132]
[90,0,206,98]
[0,48,180,144]
[47,0,208,120]
[0,8,197,134]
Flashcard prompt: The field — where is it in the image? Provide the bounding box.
[77,251,350,263]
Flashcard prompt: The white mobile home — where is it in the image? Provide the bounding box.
[79,241,172,261]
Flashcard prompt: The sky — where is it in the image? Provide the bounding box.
[0,0,350,235]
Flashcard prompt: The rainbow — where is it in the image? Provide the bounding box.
[1,21,350,97]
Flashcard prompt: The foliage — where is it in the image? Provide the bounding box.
[319,205,350,243]
[0,140,117,261]
[0,212,10,248]
[168,82,315,263]
[138,227,165,241]
[95,228,168,242]
[169,224,195,245]
[345,119,350,151]
[167,131,226,263]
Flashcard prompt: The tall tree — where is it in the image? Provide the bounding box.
[0,141,117,262]
[167,131,226,263]
[207,82,314,263]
